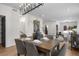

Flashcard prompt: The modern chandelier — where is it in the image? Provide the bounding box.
[19,3,43,15]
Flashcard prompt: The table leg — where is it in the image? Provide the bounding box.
[57,44,60,51]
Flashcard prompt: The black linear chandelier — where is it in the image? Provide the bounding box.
[19,3,43,15]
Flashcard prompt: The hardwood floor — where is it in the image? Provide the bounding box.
[65,47,79,56]
[0,43,79,56]
[59,42,79,56]
[0,45,17,56]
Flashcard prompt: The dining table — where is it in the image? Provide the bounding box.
[33,39,60,55]
[22,37,65,56]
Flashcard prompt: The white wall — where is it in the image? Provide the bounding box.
[43,21,56,35]
[0,4,20,47]
[77,21,79,34]
[20,14,43,36]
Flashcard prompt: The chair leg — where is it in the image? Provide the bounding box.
[17,53,20,56]
[25,53,27,56]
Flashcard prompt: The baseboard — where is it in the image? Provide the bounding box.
[6,43,15,48]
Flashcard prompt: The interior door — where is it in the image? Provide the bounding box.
[1,16,6,47]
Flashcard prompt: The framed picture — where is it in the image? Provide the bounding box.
[33,20,40,32]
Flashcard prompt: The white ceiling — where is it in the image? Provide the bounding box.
[1,3,20,9]
[29,3,79,22]
[1,3,79,22]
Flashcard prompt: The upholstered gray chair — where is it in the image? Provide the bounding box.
[48,42,65,56]
[24,41,44,56]
[47,46,59,56]
[15,39,27,56]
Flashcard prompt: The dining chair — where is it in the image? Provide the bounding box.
[24,41,44,56]
[15,39,27,56]
[46,41,60,56]
[47,46,59,56]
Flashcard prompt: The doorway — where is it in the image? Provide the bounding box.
[0,15,6,47]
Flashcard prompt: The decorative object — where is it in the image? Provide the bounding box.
[33,20,40,32]
[19,3,43,15]
[33,20,40,40]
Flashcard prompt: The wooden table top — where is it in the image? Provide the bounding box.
[17,38,59,51]
[22,38,60,53]
[16,37,65,54]
[36,40,59,53]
